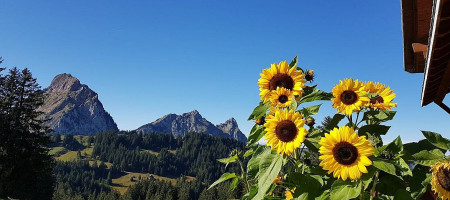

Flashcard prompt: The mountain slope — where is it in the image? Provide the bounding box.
[136,110,247,142]
[38,73,119,135]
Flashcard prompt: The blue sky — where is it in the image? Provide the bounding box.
[0,0,448,142]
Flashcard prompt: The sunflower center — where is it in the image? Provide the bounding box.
[333,142,358,165]
[370,96,384,104]
[340,90,358,105]
[437,168,450,191]
[275,120,297,142]
[269,74,294,90]
[278,95,288,104]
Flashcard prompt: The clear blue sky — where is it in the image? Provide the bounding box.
[0,0,448,142]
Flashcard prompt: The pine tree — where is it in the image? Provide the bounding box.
[0,66,55,199]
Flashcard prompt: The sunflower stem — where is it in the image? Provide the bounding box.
[299,145,306,174]
[347,115,354,128]
[360,180,365,200]
[370,170,380,200]
[355,111,360,128]
[237,158,250,193]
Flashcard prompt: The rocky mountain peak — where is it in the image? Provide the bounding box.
[38,73,119,135]
[136,111,247,142]
[47,73,82,92]
[225,118,237,125]
[183,110,202,119]
[217,118,246,142]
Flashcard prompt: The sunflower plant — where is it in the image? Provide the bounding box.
[210,56,450,200]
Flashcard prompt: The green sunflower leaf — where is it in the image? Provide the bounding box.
[289,55,298,68]
[246,124,265,147]
[254,151,284,200]
[246,146,268,179]
[300,104,322,117]
[330,179,361,200]
[384,136,403,155]
[393,189,414,200]
[421,131,450,150]
[285,173,323,200]
[229,177,240,191]
[242,185,258,200]
[412,149,445,166]
[403,139,441,156]
[362,110,396,123]
[248,101,270,120]
[325,114,345,131]
[358,124,390,137]
[393,157,412,177]
[303,85,318,96]
[299,88,333,103]
[208,172,237,190]
[217,154,238,168]
[304,137,320,152]
[375,174,406,196]
[372,159,396,175]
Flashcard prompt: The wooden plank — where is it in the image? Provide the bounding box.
[434,61,450,103]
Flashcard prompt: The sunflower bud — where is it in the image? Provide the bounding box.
[305,70,315,82]
[255,116,265,125]
[306,117,315,127]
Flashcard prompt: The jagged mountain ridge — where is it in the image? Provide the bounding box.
[136,110,247,142]
[38,73,119,135]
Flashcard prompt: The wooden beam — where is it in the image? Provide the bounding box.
[412,43,428,58]
[435,101,450,114]
[434,61,450,103]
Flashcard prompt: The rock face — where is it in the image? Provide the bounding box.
[216,118,248,142]
[136,110,247,142]
[38,73,119,135]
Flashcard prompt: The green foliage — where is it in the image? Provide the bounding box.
[254,150,283,200]
[421,131,450,150]
[330,180,361,200]
[246,124,265,147]
[300,104,321,117]
[208,173,237,189]
[0,66,55,200]
[248,102,270,121]
[210,56,450,200]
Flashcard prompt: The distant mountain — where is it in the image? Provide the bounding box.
[38,73,119,135]
[136,110,247,142]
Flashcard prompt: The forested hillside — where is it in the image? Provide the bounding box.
[51,131,246,200]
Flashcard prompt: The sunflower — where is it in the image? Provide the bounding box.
[318,126,374,181]
[264,109,308,156]
[270,87,294,108]
[431,160,450,200]
[365,81,397,110]
[258,61,306,103]
[273,176,283,185]
[285,187,296,200]
[331,78,370,116]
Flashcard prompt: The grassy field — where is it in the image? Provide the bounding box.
[111,172,195,194]
[88,160,113,169]
[56,151,79,162]
[50,137,192,195]
[49,146,67,155]
[81,147,94,157]
[169,149,177,154]
[141,149,159,156]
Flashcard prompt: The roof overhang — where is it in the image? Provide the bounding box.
[402,0,450,113]
[401,0,433,73]
[421,0,450,107]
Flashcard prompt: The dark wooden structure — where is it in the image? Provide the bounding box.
[402,0,450,114]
